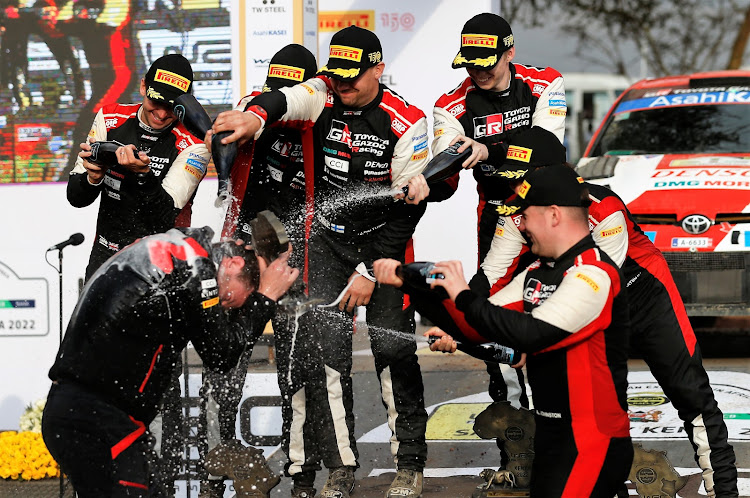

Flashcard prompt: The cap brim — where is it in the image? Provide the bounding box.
[146,84,183,105]
[496,197,527,216]
[491,165,531,180]
[318,65,363,80]
[452,48,501,70]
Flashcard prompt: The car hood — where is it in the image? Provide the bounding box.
[578,153,750,220]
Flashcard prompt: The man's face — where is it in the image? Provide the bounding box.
[217,257,253,309]
[466,47,515,93]
[139,79,178,130]
[518,205,553,258]
[330,63,384,108]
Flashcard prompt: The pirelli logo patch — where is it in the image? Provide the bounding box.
[575,273,599,292]
[600,226,624,238]
[549,108,567,117]
[202,296,220,308]
[495,227,505,236]
[412,150,429,161]
[268,64,305,82]
[507,145,532,163]
[462,34,498,49]
[154,69,191,91]
[329,45,363,62]
[518,180,530,199]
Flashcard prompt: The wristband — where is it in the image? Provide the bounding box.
[355,262,376,282]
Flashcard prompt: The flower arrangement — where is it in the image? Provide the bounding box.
[0,431,60,480]
[0,398,60,480]
[18,398,46,434]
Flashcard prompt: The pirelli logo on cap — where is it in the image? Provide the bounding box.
[507,145,532,163]
[268,64,305,82]
[330,45,363,62]
[518,180,530,199]
[154,69,191,91]
[462,34,498,49]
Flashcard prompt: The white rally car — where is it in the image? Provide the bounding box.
[577,71,750,317]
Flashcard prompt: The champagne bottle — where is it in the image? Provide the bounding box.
[87,140,125,168]
[428,336,519,365]
[172,93,238,200]
[395,261,445,291]
[401,141,471,196]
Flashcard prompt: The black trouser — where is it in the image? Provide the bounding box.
[277,229,427,484]
[533,417,633,497]
[629,268,738,497]
[42,382,167,498]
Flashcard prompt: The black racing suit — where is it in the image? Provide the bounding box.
[479,183,739,496]
[42,227,276,497]
[66,102,210,280]
[248,76,429,482]
[432,63,566,459]
[412,236,633,497]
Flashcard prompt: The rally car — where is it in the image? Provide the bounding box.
[576,71,750,317]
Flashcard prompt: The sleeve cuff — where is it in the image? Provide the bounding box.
[455,289,478,312]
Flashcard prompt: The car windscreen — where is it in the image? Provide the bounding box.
[590,103,750,156]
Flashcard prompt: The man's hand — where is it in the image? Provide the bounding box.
[431,260,470,301]
[372,259,403,288]
[424,327,458,353]
[339,271,376,313]
[511,352,527,369]
[212,109,262,147]
[78,141,105,184]
[258,249,299,301]
[395,174,430,204]
[452,134,488,169]
[116,145,150,174]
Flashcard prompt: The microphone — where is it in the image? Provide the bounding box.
[47,233,85,252]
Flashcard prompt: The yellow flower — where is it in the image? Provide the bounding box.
[0,431,60,480]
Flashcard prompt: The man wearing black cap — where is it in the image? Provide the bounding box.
[210,25,430,498]
[478,133,740,497]
[66,53,210,280]
[375,165,634,497]
[196,44,318,498]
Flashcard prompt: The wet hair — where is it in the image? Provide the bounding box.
[212,241,260,289]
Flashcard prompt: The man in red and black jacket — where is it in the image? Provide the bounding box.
[375,166,633,497]
[42,226,298,497]
[66,54,210,280]
[210,26,430,498]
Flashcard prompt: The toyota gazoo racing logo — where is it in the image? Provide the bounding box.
[473,113,504,138]
[681,214,712,234]
[326,119,352,148]
[522,278,556,305]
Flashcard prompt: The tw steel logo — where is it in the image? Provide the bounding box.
[326,119,352,148]
[473,113,504,138]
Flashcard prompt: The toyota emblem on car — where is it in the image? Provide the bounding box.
[681,214,712,235]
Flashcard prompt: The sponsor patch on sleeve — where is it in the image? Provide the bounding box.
[495,227,505,237]
[549,108,567,117]
[411,149,429,161]
[575,272,600,292]
[600,226,624,238]
[202,296,220,308]
[434,128,445,137]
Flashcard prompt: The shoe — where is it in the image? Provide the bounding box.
[290,486,316,498]
[386,469,423,497]
[319,466,356,498]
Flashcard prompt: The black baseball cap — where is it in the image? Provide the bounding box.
[144,54,193,105]
[318,26,383,80]
[263,44,318,92]
[452,13,514,70]
[505,164,591,213]
[493,127,567,180]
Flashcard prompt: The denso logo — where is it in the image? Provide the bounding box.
[326,119,352,147]
[473,114,504,137]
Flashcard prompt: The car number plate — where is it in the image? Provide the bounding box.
[671,237,712,248]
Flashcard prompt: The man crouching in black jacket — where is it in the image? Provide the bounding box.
[42,226,298,498]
